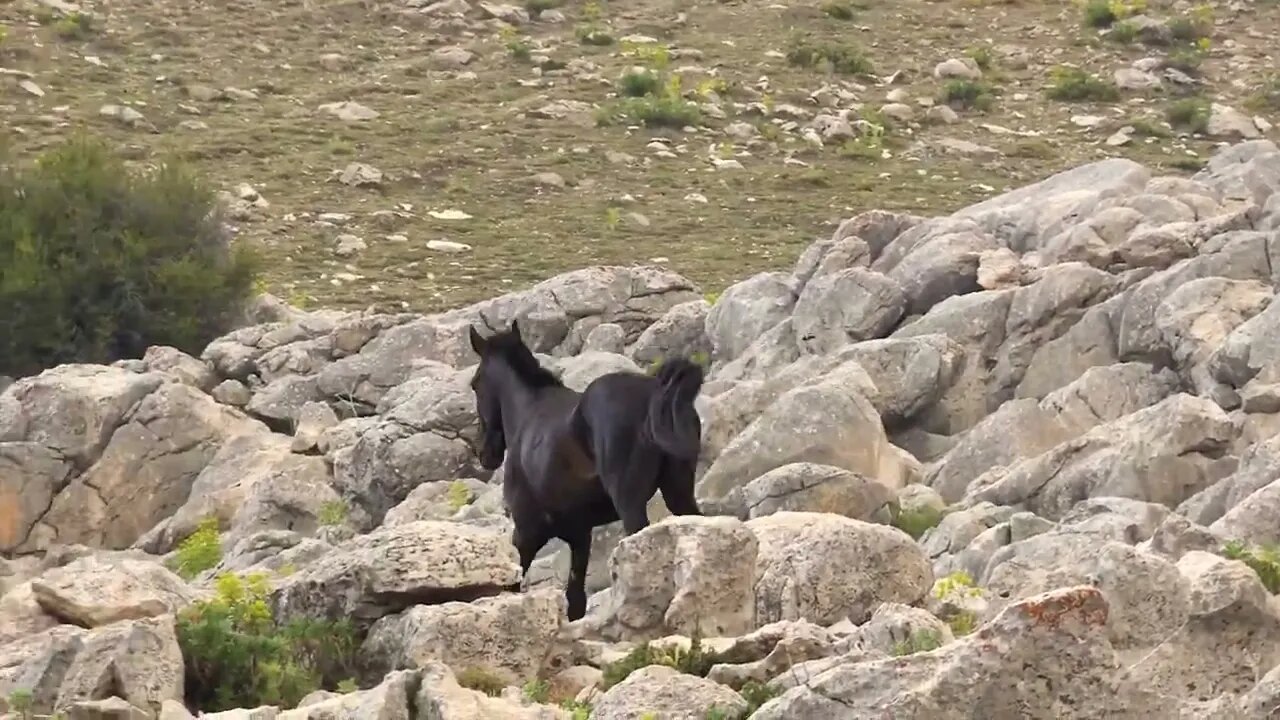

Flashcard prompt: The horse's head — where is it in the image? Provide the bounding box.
[468,320,524,470]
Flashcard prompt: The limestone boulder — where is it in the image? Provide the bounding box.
[271,521,520,625]
[749,512,932,626]
[361,588,564,684]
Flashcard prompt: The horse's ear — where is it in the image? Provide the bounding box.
[469,326,487,355]
[510,319,522,342]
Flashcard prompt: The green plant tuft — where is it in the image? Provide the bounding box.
[822,1,855,20]
[53,11,95,40]
[1166,96,1211,134]
[601,630,723,690]
[168,516,223,580]
[317,500,349,527]
[0,135,260,379]
[1045,65,1119,102]
[560,699,593,719]
[521,679,551,703]
[456,667,507,697]
[892,628,944,656]
[1222,540,1280,593]
[176,572,357,711]
[786,38,873,76]
[891,504,944,540]
[940,79,995,111]
[446,480,476,512]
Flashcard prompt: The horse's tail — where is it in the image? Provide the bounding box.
[645,358,705,460]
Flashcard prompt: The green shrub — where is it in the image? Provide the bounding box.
[891,504,944,540]
[940,79,995,111]
[604,92,702,129]
[6,689,34,717]
[892,628,944,656]
[446,480,475,512]
[1107,20,1138,44]
[786,38,873,76]
[619,69,661,98]
[1223,540,1280,593]
[177,572,357,711]
[53,11,94,40]
[1082,0,1116,27]
[601,632,723,689]
[963,45,993,71]
[1166,96,1210,133]
[317,500,348,527]
[168,516,223,580]
[1245,75,1280,113]
[525,0,563,12]
[1045,66,1119,102]
[561,699,593,719]
[521,679,551,703]
[822,1,855,20]
[738,681,780,714]
[456,667,507,696]
[0,135,260,378]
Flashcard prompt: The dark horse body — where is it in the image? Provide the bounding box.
[468,322,704,620]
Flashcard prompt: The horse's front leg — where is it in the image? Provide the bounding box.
[508,516,551,593]
[564,528,593,621]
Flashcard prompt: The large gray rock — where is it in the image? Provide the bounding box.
[791,268,906,354]
[361,588,564,684]
[705,272,795,364]
[749,512,931,626]
[739,463,893,521]
[16,381,266,553]
[627,299,712,368]
[590,665,747,720]
[29,555,196,628]
[697,366,901,503]
[276,669,417,720]
[414,662,570,719]
[136,431,338,555]
[587,516,758,641]
[1155,277,1273,403]
[963,394,1237,519]
[271,521,520,625]
[1125,551,1280,702]
[750,586,1167,720]
[926,362,1179,503]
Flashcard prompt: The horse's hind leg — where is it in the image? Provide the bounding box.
[658,455,702,516]
[563,527,593,621]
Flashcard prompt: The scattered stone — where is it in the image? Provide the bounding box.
[334,162,384,188]
[426,239,472,253]
[317,101,379,122]
[333,234,367,258]
[933,58,981,81]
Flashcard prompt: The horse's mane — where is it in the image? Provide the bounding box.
[489,332,563,389]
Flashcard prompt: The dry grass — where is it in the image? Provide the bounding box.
[1,0,1277,313]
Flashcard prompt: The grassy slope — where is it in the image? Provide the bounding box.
[1,0,1277,313]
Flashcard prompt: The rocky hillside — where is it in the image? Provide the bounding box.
[2,0,1278,313]
[3,138,1280,719]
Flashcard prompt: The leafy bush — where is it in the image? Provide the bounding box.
[0,136,260,378]
[53,11,95,40]
[890,504,944,540]
[891,628,943,656]
[317,500,349,527]
[1045,66,1119,102]
[177,572,357,711]
[1222,540,1280,593]
[963,45,993,71]
[561,699,593,719]
[940,79,995,111]
[738,681,781,714]
[601,631,723,689]
[521,679,551,703]
[5,689,33,717]
[168,516,223,580]
[601,72,702,129]
[456,667,507,696]
[1082,0,1116,27]
[525,0,562,13]
[786,38,873,76]
[1166,96,1211,133]
[620,69,662,98]
[822,1,855,20]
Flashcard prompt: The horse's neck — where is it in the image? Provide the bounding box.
[495,366,547,434]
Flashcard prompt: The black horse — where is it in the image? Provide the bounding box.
[468,321,705,620]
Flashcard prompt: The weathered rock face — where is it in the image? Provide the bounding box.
[751,586,1166,720]
[590,665,747,720]
[749,512,932,626]
[588,517,758,641]
[271,521,520,625]
[738,462,893,521]
[29,555,196,627]
[361,588,564,684]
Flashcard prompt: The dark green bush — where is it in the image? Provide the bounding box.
[0,135,260,378]
[176,572,357,711]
